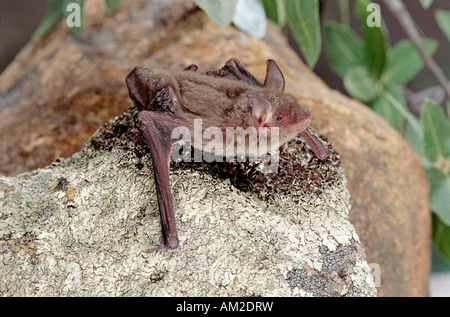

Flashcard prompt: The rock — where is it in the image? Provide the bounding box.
[0,0,429,296]
[0,108,376,296]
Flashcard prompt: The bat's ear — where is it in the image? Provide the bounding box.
[126,67,153,110]
[248,93,273,126]
[263,59,285,92]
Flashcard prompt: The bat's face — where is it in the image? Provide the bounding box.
[270,102,311,131]
[248,92,311,131]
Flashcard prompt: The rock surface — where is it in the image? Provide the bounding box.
[0,0,429,296]
[0,108,376,296]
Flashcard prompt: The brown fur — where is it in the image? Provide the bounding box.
[127,62,311,154]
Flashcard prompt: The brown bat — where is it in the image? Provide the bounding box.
[126,58,329,252]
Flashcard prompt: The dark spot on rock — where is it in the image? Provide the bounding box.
[54,178,69,191]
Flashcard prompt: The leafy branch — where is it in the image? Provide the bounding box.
[382,0,450,101]
[320,0,450,262]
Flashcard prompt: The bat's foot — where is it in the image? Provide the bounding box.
[299,130,329,160]
[148,236,179,253]
[128,128,143,145]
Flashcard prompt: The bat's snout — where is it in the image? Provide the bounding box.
[296,108,312,126]
[290,107,311,131]
[299,108,312,120]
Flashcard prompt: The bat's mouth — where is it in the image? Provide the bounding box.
[298,117,311,130]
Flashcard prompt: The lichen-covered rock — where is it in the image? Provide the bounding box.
[0,109,376,296]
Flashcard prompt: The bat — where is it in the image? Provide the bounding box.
[125,58,329,252]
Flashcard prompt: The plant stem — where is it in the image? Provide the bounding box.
[382,0,450,101]
[339,0,350,26]
[403,85,446,117]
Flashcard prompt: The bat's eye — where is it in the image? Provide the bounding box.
[276,116,283,122]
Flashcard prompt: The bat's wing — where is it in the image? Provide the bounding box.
[205,58,263,87]
[138,111,189,252]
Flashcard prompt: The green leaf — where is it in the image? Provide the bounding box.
[420,0,434,9]
[324,21,365,77]
[429,170,450,226]
[261,0,287,27]
[432,245,450,272]
[356,0,388,79]
[232,0,267,38]
[33,0,66,37]
[196,0,238,28]
[383,90,422,136]
[435,10,450,42]
[372,85,405,131]
[433,214,450,261]
[421,98,450,162]
[382,38,439,85]
[104,0,121,10]
[285,0,321,68]
[447,100,450,119]
[405,122,429,168]
[343,66,377,103]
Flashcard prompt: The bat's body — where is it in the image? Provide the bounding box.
[126,58,329,251]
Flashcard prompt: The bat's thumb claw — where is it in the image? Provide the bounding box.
[147,236,179,253]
